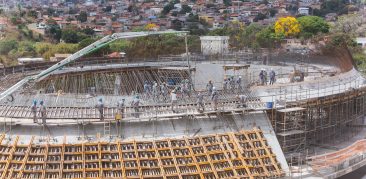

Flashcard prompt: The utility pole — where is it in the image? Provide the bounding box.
[185,34,190,69]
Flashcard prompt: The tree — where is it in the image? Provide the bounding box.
[61,29,87,43]
[61,30,79,43]
[27,10,38,18]
[171,19,182,30]
[223,0,232,6]
[0,39,18,55]
[78,38,96,49]
[104,6,112,12]
[82,28,95,36]
[45,22,62,42]
[179,5,192,14]
[78,11,88,23]
[255,26,281,48]
[253,13,267,22]
[47,8,55,16]
[145,23,159,31]
[274,17,301,37]
[269,8,278,17]
[297,16,329,38]
[162,3,174,14]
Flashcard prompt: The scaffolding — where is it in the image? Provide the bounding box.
[0,129,283,179]
[268,87,366,161]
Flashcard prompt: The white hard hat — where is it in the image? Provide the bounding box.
[239,76,242,78]
[213,87,216,90]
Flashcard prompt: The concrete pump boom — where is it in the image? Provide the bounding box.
[0,31,188,102]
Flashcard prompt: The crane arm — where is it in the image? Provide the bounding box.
[0,31,188,102]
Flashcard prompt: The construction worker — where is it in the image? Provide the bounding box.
[259,69,265,85]
[229,76,235,92]
[96,98,104,121]
[171,90,178,112]
[152,81,159,101]
[31,100,37,123]
[211,87,219,111]
[160,82,168,102]
[39,101,47,124]
[131,95,141,118]
[196,91,204,112]
[236,76,242,93]
[263,69,268,85]
[223,78,228,92]
[143,81,150,98]
[236,95,247,108]
[114,75,121,95]
[269,69,276,85]
[117,99,125,118]
[206,80,213,95]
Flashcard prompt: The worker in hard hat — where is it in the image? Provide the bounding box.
[171,90,178,112]
[143,81,150,98]
[96,98,104,121]
[39,100,47,124]
[236,76,242,93]
[229,76,235,92]
[236,95,247,108]
[269,69,276,85]
[131,95,141,118]
[206,80,213,95]
[160,82,168,102]
[211,87,219,111]
[31,100,37,123]
[263,69,268,85]
[152,81,159,101]
[259,69,265,85]
[223,78,228,92]
[117,98,125,118]
[196,91,205,112]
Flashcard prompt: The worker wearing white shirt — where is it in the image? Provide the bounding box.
[171,90,178,112]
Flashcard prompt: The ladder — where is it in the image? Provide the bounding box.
[104,121,111,137]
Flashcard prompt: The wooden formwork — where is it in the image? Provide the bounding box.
[0,129,283,179]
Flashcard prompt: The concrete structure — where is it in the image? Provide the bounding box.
[298,7,310,15]
[200,36,229,55]
[1,33,366,178]
[356,37,366,48]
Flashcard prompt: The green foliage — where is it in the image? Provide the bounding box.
[255,26,278,48]
[186,14,199,22]
[47,8,55,16]
[45,24,62,42]
[61,29,87,43]
[124,34,198,58]
[0,39,18,55]
[253,13,267,22]
[10,16,20,25]
[77,11,88,23]
[78,38,96,49]
[297,16,329,39]
[35,42,78,59]
[180,5,192,14]
[313,0,349,17]
[27,10,37,18]
[269,8,278,17]
[223,0,232,6]
[162,3,174,14]
[109,40,130,52]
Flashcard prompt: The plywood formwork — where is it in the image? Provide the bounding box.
[0,129,283,179]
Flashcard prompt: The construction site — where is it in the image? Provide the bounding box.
[0,31,365,179]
